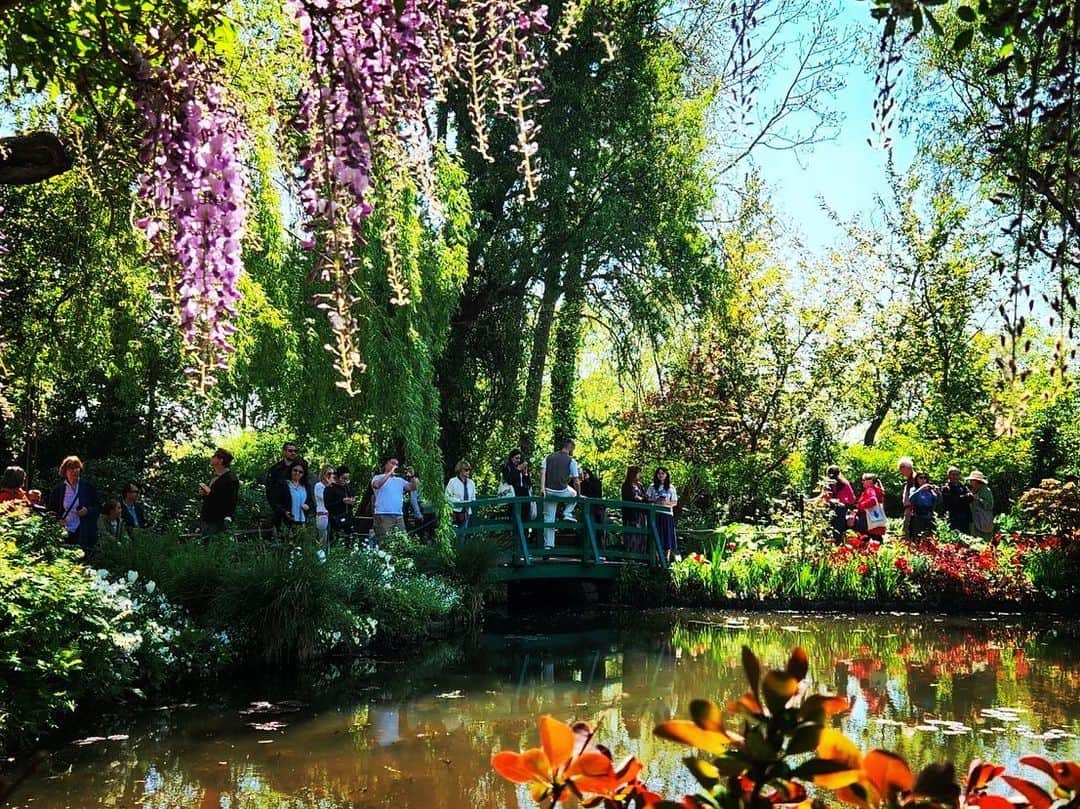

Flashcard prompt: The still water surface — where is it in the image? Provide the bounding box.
[10,611,1080,808]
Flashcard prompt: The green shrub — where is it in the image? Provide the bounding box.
[96,529,464,662]
[0,516,224,750]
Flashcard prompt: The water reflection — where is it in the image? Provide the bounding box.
[8,612,1080,808]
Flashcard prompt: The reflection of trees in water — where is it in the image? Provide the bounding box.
[13,613,1080,808]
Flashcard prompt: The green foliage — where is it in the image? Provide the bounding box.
[0,515,224,750]
[439,0,715,461]
[613,562,672,607]
[94,529,464,664]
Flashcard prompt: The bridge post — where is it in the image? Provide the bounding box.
[582,501,601,564]
[647,506,668,569]
[511,498,532,566]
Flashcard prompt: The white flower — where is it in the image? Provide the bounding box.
[145,580,156,594]
[126,570,139,584]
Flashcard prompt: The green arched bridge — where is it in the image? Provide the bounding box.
[448,495,671,581]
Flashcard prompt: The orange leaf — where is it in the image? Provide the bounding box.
[817,729,862,770]
[815,769,864,791]
[568,751,617,794]
[801,694,850,721]
[492,749,552,784]
[540,716,576,769]
[1003,776,1054,809]
[1020,757,1080,791]
[863,750,913,796]
[970,796,1016,809]
[966,760,1005,794]
[729,691,765,718]
[762,671,799,715]
[654,719,732,755]
[742,646,762,697]
[836,781,872,809]
[615,757,644,786]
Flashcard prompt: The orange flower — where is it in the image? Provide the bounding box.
[492,716,617,804]
[814,729,913,809]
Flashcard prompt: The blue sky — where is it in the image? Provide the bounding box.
[738,1,918,253]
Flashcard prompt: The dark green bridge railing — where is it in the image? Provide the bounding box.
[447,495,671,581]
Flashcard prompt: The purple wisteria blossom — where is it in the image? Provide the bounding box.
[133,29,248,388]
[288,0,553,388]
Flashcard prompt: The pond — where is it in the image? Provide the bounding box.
[7,610,1080,808]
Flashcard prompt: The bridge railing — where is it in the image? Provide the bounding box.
[447,494,670,569]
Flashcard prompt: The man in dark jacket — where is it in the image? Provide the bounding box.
[940,466,974,535]
[199,448,240,535]
[119,481,150,530]
[46,455,100,552]
[265,441,305,504]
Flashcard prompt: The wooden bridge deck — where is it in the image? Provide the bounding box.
[447,494,670,582]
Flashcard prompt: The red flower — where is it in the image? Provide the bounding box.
[858,563,869,575]
[727,542,737,552]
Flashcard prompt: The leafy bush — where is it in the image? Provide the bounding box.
[1017,479,1080,535]
[95,529,464,663]
[0,515,224,750]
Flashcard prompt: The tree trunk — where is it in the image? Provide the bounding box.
[549,257,585,445]
[863,384,899,447]
[519,264,562,456]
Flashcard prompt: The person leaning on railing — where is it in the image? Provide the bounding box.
[540,440,580,550]
[500,449,533,526]
[444,459,476,530]
[620,466,648,554]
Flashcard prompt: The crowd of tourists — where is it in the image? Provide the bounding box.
[822,456,995,543]
[1,441,995,559]
[265,438,681,561]
[0,438,684,560]
[0,450,239,551]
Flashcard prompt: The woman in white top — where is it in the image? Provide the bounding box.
[646,467,679,562]
[313,465,335,546]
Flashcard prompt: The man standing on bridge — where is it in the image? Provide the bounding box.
[540,439,580,550]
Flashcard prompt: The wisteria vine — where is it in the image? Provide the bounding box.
[288,0,554,390]
[133,28,249,390]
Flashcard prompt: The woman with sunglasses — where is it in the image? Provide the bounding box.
[909,471,940,538]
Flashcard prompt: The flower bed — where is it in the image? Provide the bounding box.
[667,525,1080,611]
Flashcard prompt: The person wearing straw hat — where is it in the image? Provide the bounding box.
[967,470,994,539]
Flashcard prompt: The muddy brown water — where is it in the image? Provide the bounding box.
[6,610,1079,808]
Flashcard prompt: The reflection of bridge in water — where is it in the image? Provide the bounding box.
[449,495,672,581]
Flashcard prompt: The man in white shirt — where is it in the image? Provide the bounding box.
[371,457,417,543]
[540,439,579,550]
[444,459,476,529]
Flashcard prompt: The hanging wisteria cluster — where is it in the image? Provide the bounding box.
[133,28,249,390]
[288,0,554,391]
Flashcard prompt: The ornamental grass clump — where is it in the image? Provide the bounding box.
[491,645,1080,809]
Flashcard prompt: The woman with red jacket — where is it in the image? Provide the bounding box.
[856,473,887,540]
[823,465,856,543]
